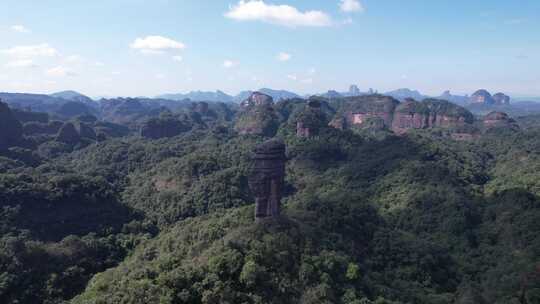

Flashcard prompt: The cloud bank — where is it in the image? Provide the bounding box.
[130,36,185,54]
[225,0,332,27]
[339,0,364,13]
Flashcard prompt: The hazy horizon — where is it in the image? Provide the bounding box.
[1,0,539,97]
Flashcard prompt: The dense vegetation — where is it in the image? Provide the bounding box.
[0,97,539,304]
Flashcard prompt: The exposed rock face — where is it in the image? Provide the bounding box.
[235,92,279,136]
[249,139,286,219]
[391,99,474,135]
[483,111,519,131]
[241,92,274,108]
[470,89,495,105]
[0,100,23,150]
[295,100,326,138]
[56,122,81,144]
[329,95,399,130]
[493,93,510,105]
[329,96,477,139]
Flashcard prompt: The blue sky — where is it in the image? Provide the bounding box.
[0,0,538,98]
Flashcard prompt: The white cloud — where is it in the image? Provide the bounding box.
[308,67,316,75]
[172,55,183,62]
[130,36,185,54]
[277,52,292,61]
[339,0,364,13]
[11,25,31,33]
[223,60,239,68]
[225,0,332,27]
[1,44,57,58]
[94,61,105,67]
[46,66,76,77]
[287,74,298,81]
[155,73,166,79]
[5,59,36,68]
[301,78,313,84]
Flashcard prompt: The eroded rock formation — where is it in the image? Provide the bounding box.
[249,139,286,219]
[235,92,279,136]
[329,95,399,130]
[483,111,519,131]
[241,92,274,108]
[391,99,474,135]
[493,93,510,105]
[328,96,479,139]
[470,89,495,105]
[295,100,327,138]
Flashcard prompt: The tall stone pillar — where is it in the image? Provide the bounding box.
[249,139,286,219]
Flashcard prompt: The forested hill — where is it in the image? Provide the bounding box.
[0,93,539,304]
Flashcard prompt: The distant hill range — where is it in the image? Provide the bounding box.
[158,90,234,103]
[158,88,300,103]
[50,90,96,105]
[0,91,98,119]
[2,86,540,122]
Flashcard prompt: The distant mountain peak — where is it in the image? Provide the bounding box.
[50,90,94,104]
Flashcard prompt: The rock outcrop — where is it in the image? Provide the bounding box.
[241,92,274,108]
[391,99,474,135]
[328,96,478,139]
[295,100,327,138]
[329,95,399,130]
[56,122,81,144]
[0,100,23,150]
[249,139,286,220]
[483,111,519,131]
[235,92,279,136]
[470,89,495,105]
[493,93,510,105]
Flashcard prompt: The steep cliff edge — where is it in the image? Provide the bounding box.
[328,96,480,139]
